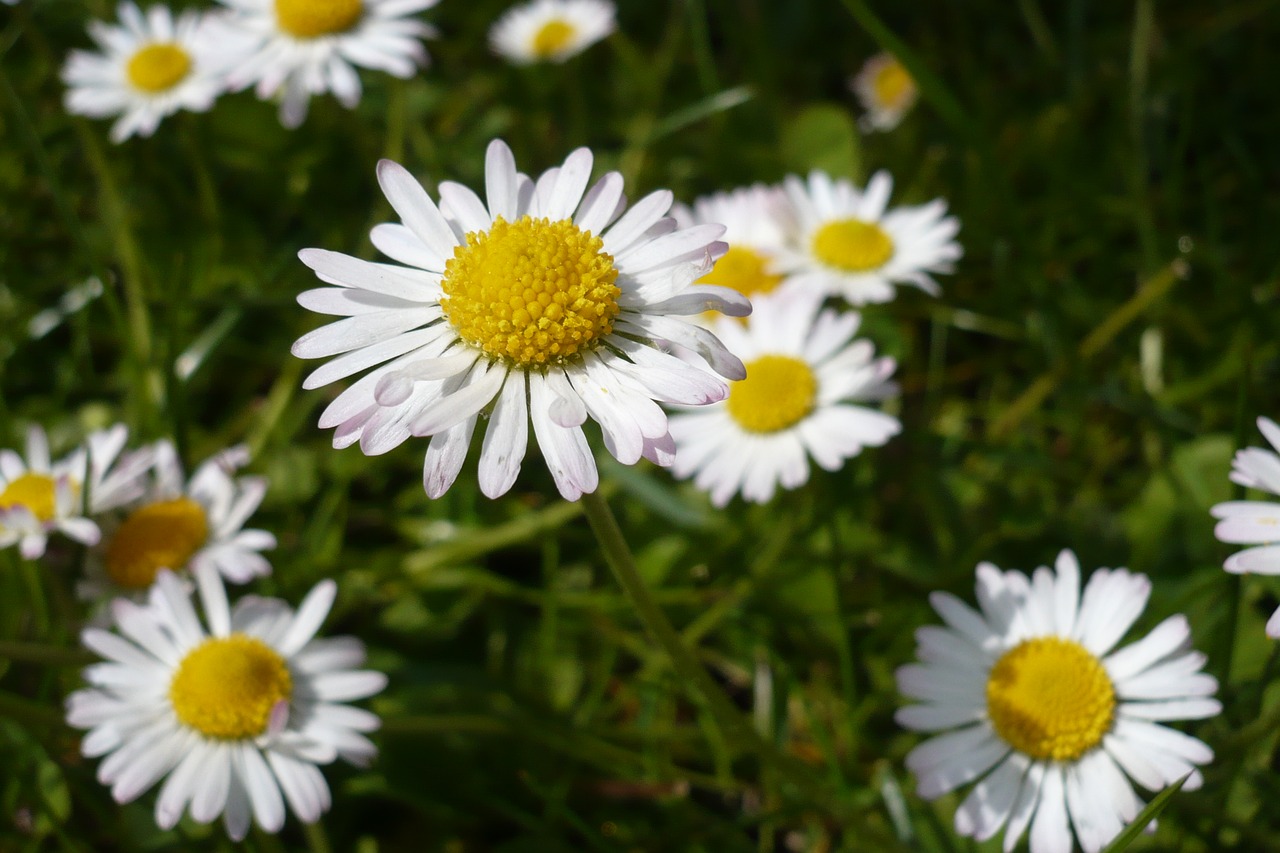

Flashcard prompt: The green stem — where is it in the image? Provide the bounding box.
[302,819,332,853]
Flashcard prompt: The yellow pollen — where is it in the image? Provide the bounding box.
[697,246,784,299]
[125,43,192,93]
[0,472,58,523]
[170,634,293,740]
[531,19,577,57]
[812,218,895,272]
[441,216,620,366]
[275,0,363,38]
[873,59,914,108]
[104,497,209,590]
[726,355,817,433]
[986,637,1116,762]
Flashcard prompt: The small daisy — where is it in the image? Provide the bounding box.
[672,184,797,321]
[0,424,152,559]
[291,139,748,501]
[67,569,386,839]
[898,550,1220,853]
[217,0,438,128]
[81,441,275,598]
[1211,416,1280,637]
[778,169,961,305]
[489,0,615,65]
[850,52,918,132]
[62,2,224,143]
[667,291,899,506]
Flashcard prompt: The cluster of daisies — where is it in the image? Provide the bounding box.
[0,425,385,839]
[57,0,616,139]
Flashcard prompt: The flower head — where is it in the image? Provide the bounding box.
[291,139,749,501]
[897,550,1220,853]
[668,291,899,506]
[67,569,386,840]
[779,169,960,304]
[850,52,918,132]
[62,2,225,142]
[1211,416,1280,636]
[216,0,438,128]
[489,0,615,65]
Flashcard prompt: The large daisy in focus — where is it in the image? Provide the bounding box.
[779,169,960,305]
[0,425,152,559]
[80,441,275,600]
[489,0,615,65]
[668,292,899,506]
[67,569,386,840]
[1211,416,1280,637]
[850,52,918,132]
[62,2,224,142]
[291,139,748,501]
[217,0,438,128]
[898,550,1220,853]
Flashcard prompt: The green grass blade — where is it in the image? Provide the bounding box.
[1100,774,1190,853]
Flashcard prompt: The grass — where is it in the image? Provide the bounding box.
[1,0,1279,850]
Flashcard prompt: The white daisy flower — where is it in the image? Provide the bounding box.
[850,52,918,132]
[291,139,749,501]
[672,184,797,322]
[778,169,961,305]
[80,441,276,598]
[217,0,438,129]
[668,291,899,506]
[489,0,615,65]
[0,424,152,559]
[61,2,224,143]
[898,550,1221,853]
[66,569,386,840]
[1211,416,1280,637]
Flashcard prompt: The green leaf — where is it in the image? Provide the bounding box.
[1100,774,1190,853]
[780,104,861,178]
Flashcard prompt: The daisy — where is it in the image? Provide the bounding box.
[216,0,438,128]
[897,550,1220,853]
[0,424,152,559]
[67,569,386,839]
[62,2,224,143]
[672,184,797,321]
[81,441,275,598]
[1211,416,1280,637]
[850,52,918,132]
[291,139,749,501]
[778,169,961,305]
[489,0,615,65]
[667,291,899,506]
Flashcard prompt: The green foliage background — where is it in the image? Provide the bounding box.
[1,0,1279,850]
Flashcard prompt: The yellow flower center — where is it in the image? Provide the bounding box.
[103,497,209,590]
[726,355,817,434]
[275,0,363,38]
[170,634,293,740]
[0,473,59,523]
[811,219,895,272]
[986,637,1116,762]
[531,19,577,57]
[441,215,620,366]
[873,59,914,107]
[696,246,784,299]
[125,43,192,93]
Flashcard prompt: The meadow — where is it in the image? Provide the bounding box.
[1,0,1278,850]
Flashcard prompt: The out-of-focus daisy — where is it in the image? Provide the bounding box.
[217,0,438,128]
[80,441,275,599]
[62,2,224,142]
[668,292,899,506]
[779,169,960,305]
[850,52,917,132]
[673,184,796,322]
[0,425,152,559]
[489,0,615,65]
[1212,416,1280,637]
[898,550,1220,853]
[291,139,748,501]
[67,569,386,840]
